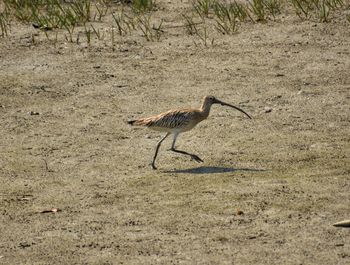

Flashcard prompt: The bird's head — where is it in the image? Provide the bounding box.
[203,95,220,105]
[202,95,252,119]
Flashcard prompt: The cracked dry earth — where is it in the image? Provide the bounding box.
[0,2,350,265]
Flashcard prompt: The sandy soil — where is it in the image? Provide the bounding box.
[0,1,349,264]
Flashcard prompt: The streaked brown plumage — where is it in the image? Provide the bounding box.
[128,95,251,169]
[129,109,204,132]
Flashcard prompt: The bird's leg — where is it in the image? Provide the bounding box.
[170,133,203,163]
[152,132,170,170]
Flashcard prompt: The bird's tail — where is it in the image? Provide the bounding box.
[127,118,153,126]
[127,118,150,126]
[127,120,137,125]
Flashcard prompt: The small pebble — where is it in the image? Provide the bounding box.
[264,107,272,113]
[236,210,244,215]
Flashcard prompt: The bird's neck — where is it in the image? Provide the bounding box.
[200,101,212,118]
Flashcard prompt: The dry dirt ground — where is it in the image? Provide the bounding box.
[0,1,350,265]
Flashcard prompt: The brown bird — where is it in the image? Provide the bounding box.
[128,95,251,169]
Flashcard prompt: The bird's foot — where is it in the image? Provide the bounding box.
[191,155,203,163]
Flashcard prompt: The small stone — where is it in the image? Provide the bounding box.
[335,243,344,247]
[264,107,272,113]
[236,210,244,215]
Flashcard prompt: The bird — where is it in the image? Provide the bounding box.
[128,95,251,169]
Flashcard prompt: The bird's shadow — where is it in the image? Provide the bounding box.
[164,166,267,174]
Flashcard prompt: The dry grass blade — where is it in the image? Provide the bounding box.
[0,11,10,37]
[91,24,103,40]
[136,13,163,41]
[84,25,92,45]
[95,0,109,21]
[38,208,61,214]
[112,9,133,36]
[182,13,200,35]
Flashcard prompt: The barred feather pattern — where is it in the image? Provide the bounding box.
[131,109,201,132]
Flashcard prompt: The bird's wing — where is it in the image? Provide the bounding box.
[144,109,195,129]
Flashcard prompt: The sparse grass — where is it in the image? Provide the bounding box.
[195,18,214,47]
[136,13,163,41]
[193,0,214,18]
[6,0,32,22]
[249,0,267,22]
[291,0,314,19]
[3,0,92,29]
[0,10,10,37]
[111,26,115,51]
[195,18,210,46]
[112,9,136,36]
[112,10,127,36]
[184,0,346,44]
[0,0,348,47]
[182,10,214,47]
[91,24,104,40]
[94,0,109,21]
[229,1,252,22]
[152,19,164,41]
[84,25,92,45]
[263,0,282,19]
[290,0,345,22]
[132,0,154,13]
[69,0,92,23]
[183,13,202,35]
[318,0,331,22]
[212,1,237,34]
[316,0,345,22]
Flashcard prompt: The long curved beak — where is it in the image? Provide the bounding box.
[214,99,252,119]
